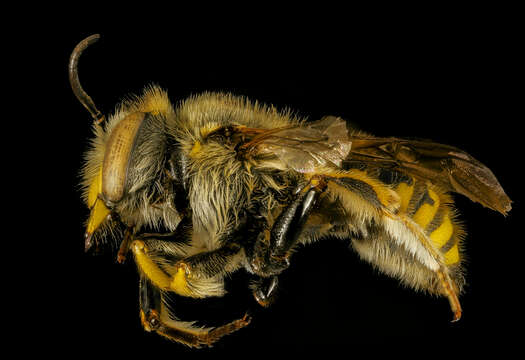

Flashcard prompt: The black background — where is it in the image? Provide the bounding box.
[24,7,522,357]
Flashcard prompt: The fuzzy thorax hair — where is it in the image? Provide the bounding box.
[81,86,303,247]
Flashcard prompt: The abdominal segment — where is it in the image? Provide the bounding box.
[299,167,466,295]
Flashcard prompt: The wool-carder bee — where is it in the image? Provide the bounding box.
[73,35,512,347]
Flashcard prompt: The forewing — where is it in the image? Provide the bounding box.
[349,136,512,215]
[255,116,352,173]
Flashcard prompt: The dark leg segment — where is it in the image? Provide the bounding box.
[117,226,134,264]
[270,188,318,258]
[138,216,192,243]
[181,242,242,279]
[139,274,162,332]
[250,184,321,277]
[173,215,251,280]
[252,275,279,307]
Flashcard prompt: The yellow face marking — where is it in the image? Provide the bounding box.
[396,182,414,214]
[87,167,103,209]
[430,213,453,248]
[86,198,111,236]
[444,244,460,265]
[412,189,440,229]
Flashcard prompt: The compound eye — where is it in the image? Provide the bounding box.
[102,112,146,203]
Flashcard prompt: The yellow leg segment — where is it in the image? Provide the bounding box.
[391,212,462,321]
[131,240,194,297]
[153,312,251,348]
[437,267,462,322]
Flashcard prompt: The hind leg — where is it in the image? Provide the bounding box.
[436,266,462,321]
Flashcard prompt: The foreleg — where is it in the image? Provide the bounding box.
[138,273,250,348]
[131,238,243,298]
[117,216,193,264]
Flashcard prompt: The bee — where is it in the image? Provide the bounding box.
[73,35,512,348]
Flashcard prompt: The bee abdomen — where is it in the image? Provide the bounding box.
[394,178,463,266]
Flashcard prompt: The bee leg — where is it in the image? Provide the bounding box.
[251,275,279,307]
[250,185,321,277]
[393,213,463,321]
[139,272,251,348]
[436,267,462,322]
[138,215,192,243]
[139,273,162,332]
[154,311,252,348]
[132,238,245,298]
[176,242,243,280]
[116,225,134,264]
[133,215,247,298]
[171,214,254,281]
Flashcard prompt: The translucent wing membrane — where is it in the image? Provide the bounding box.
[239,117,510,214]
[348,136,512,215]
[246,116,352,173]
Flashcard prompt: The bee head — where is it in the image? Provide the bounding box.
[71,35,179,252]
[83,111,155,252]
